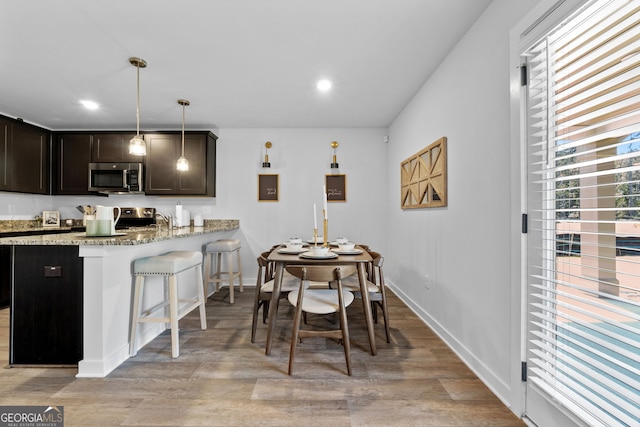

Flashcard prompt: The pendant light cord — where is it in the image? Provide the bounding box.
[181,103,185,156]
[136,64,140,137]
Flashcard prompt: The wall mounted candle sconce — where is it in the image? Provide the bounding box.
[262,141,272,168]
[330,141,339,172]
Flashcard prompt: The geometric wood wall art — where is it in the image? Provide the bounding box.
[401,136,447,209]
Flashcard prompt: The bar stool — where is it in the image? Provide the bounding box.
[130,251,207,358]
[204,239,243,303]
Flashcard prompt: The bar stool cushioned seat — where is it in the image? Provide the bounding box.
[204,239,243,303]
[130,251,207,358]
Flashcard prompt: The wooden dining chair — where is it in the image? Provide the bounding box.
[251,251,298,343]
[285,264,357,376]
[339,251,390,343]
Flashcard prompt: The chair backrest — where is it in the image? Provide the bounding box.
[286,264,357,283]
[259,250,276,280]
[367,251,384,286]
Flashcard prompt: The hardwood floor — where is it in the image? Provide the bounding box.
[0,288,524,426]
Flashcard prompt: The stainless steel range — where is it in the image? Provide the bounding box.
[117,207,156,229]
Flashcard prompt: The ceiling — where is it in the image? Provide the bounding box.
[0,0,491,131]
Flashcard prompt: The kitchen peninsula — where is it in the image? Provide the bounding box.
[0,220,239,377]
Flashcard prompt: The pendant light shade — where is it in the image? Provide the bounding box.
[176,99,190,171]
[129,57,147,156]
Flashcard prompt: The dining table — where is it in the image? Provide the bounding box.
[265,244,377,356]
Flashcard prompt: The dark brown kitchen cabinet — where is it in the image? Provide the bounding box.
[145,131,216,196]
[54,133,92,195]
[0,116,11,191]
[9,245,83,365]
[10,120,50,194]
[92,132,142,163]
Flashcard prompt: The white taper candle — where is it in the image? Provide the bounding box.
[313,203,317,229]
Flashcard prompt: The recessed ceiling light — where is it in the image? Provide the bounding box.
[317,79,332,92]
[80,100,99,110]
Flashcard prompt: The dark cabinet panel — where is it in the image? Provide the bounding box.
[0,117,11,191]
[55,133,92,195]
[145,132,216,196]
[92,132,142,163]
[7,120,50,194]
[0,115,52,194]
[0,246,9,309]
[144,134,177,193]
[10,245,83,365]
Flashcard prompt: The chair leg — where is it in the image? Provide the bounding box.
[288,299,304,375]
[236,249,243,293]
[372,301,378,323]
[338,291,352,376]
[203,252,211,297]
[251,285,262,343]
[215,253,222,292]
[168,275,180,358]
[381,299,390,344]
[129,275,144,357]
[227,251,235,304]
[163,276,171,329]
[196,264,207,331]
[288,283,306,375]
[263,301,270,323]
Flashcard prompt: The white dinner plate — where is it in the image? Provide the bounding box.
[299,251,339,259]
[331,248,363,255]
[278,247,307,254]
[305,237,323,244]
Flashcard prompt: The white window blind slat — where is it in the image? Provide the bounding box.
[529,339,639,412]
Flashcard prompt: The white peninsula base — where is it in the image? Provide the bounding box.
[76,230,237,378]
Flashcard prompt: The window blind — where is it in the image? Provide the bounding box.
[525,1,640,426]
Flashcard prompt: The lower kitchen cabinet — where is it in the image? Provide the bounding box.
[9,245,83,365]
[0,246,9,309]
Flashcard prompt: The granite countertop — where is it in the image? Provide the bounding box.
[0,220,239,246]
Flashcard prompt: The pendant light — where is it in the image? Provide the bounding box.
[129,57,147,156]
[176,99,190,171]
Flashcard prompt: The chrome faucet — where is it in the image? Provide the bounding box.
[156,212,173,229]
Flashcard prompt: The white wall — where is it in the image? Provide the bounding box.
[386,0,537,416]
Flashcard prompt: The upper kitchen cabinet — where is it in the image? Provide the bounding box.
[145,131,216,196]
[92,132,142,163]
[54,133,92,195]
[0,116,11,191]
[9,120,50,194]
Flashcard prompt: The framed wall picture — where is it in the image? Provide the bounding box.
[401,136,447,209]
[325,174,346,202]
[42,211,60,228]
[258,174,279,202]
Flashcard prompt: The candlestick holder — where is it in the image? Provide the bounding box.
[313,228,318,246]
[323,219,328,247]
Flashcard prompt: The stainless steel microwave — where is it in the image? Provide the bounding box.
[88,162,144,194]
